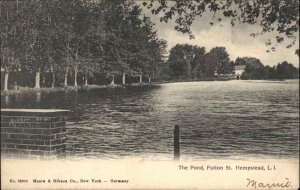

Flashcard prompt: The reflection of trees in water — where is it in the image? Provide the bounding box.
[36,92,41,103]
[4,95,9,106]
[28,81,297,159]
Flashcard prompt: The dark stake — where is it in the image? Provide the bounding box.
[174,125,180,160]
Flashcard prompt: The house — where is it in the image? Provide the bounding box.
[234,65,246,80]
[213,70,236,80]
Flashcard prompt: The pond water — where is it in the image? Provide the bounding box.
[1,80,299,160]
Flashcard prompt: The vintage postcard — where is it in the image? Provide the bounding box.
[1,0,299,189]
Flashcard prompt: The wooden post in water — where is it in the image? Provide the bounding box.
[174,125,180,160]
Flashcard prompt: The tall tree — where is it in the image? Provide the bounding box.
[1,0,166,89]
[168,44,205,79]
[1,0,23,90]
[274,61,299,79]
[205,47,230,77]
[239,57,265,79]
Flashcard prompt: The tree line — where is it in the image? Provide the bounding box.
[1,0,167,91]
[1,0,299,91]
[163,44,299,80]
[164,44,234,80]
[241,60,299,80]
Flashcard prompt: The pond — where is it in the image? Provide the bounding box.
[1,80,299,160]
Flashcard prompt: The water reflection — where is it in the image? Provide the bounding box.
[36,92,41,103]
[1,80,299,159]
[4,95,9,106]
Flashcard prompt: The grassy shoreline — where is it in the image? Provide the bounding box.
[2,78,298,96]
[1,83,159,96]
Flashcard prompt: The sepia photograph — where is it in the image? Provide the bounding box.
[1,0,299,189]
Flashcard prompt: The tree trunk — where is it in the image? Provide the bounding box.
[14,81,18,90]
[85,76,88,86]
[111,75,115,85]
[4,95,9,106]
[187,61,192,79]
[122,72,126,85]
[65,41,70,87]
[74,48,78,87]
[52,71,55,88]
[34,69,41,89]
[139,74,142,83]
[36,92,41,102]
[4,71,9,91]
[64,67,68,87]
[74,69,78,87]
[42,73,46,87]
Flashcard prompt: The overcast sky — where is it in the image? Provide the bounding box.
[140,4,299,68]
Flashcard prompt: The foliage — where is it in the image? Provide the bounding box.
[0,0,166,88]
[167,44,233,80]
[272,61,299,79]
[239,57,266,79]
[167,44,205,79]
[296,49,300,57]
[144,0,299,49]
[206,47,230,76]
[167,47,298,80]
[240,58,299,80]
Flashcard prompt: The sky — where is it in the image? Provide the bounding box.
[140,3,299,68]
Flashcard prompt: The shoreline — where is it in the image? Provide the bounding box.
[0,83,159,96]
[1,78,298,96]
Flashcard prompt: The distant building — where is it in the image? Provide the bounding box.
[234,65,246,80]
[213,70,236,80]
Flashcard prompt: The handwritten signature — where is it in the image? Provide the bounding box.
[246,178,291,189]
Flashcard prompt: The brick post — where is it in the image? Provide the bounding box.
[1,109,69,160]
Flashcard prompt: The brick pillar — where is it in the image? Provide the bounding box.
[1,109,69,160]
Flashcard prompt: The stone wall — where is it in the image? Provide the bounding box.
[1,109,69,159]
